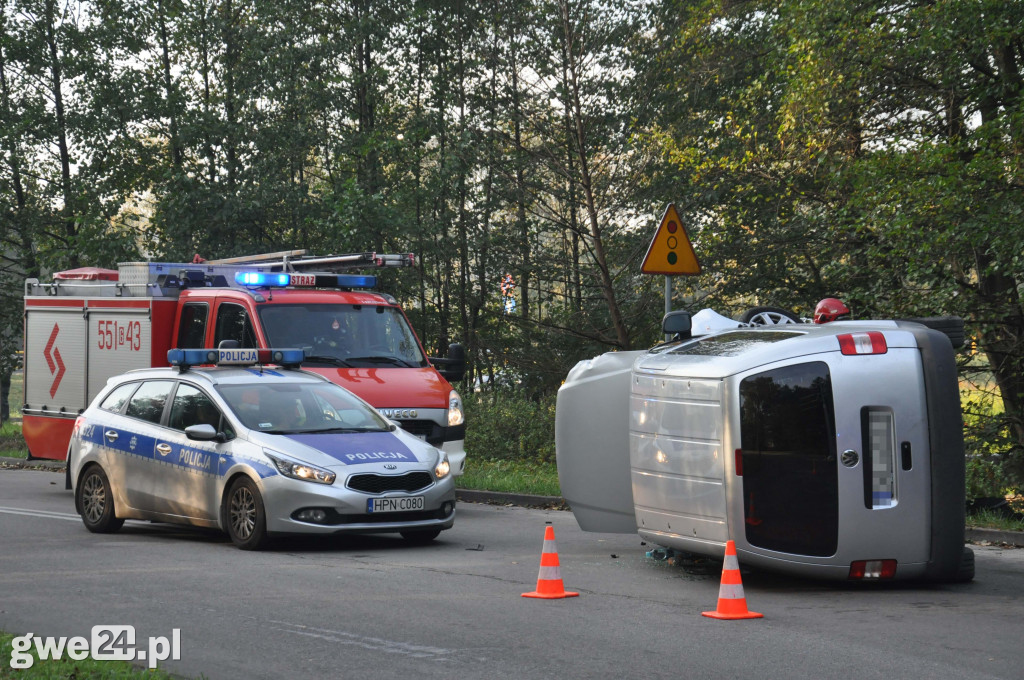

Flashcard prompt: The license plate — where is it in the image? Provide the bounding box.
[367,496,425,513]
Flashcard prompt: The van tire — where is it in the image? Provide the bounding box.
[900,317,965,349]
[952,546,975,583]
[740,306,801,326]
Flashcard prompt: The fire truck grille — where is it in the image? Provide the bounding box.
[347,472,434,494]
[396,420,438,442]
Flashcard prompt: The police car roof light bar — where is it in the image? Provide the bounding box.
[167,348,305,370]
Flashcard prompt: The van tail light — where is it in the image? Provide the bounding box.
[735,449,743,476]
[849,559,897,580]
[838,332,887,355]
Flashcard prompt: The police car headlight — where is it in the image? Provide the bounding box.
[434,454,451,480]
[265,451,336,485]
[447,389,464,427]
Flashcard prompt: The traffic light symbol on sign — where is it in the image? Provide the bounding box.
[640,203,700,275]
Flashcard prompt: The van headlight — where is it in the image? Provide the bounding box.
[435,453,451,479]
[265,451,336,485]
[447,389,464,427]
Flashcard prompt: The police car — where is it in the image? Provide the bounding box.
[67,348,456,549]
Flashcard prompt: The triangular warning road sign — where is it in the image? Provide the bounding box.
[641,204,700,275]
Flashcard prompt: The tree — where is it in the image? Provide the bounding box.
[638,0,1024,481]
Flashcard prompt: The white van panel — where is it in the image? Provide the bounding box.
[555,351,645,533]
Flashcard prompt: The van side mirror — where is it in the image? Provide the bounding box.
[431,343,466,383]
[662,311,692,340]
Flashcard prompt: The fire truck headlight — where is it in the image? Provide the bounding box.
[447,390,464,427]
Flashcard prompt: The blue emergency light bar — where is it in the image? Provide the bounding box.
[168,348,305,369]
[236,272,290,287]
[233,272,377,289]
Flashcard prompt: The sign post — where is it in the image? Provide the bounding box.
[640,204,701,329]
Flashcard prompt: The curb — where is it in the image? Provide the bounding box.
[456,488,568,509]
[4,457,1020,547]
[965,527,1024,547]
[0,456,65,471]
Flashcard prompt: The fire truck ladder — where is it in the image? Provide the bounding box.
[207,250,415,273]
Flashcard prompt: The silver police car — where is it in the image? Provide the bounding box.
[68,348,456,549]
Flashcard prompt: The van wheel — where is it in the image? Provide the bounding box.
[900,316,966,350]
[225,477,270,550]
[952,546,975,583]
[77,466,124,534]
[400,529,441,544]
[740,306,801,326]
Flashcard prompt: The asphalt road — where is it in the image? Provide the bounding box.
[1,467,1023,679]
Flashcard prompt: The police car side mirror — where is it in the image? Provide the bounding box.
[662,310,692,340]
[185,423,220,442]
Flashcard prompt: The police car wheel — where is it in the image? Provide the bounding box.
[76,466,124,534]
[400,529,441,544]
[225,477,269,550]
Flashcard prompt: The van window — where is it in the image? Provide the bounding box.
[177,303,208,348]
[215,303,257,348]
[125,381,174,425]
[739,362,838,557]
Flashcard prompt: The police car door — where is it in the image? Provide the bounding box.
[116,380,177,513]
[150,382,225,522]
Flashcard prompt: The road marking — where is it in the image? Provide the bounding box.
[0,506,82,522]
[268,620,455,660]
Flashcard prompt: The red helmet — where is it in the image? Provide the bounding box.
[814,298,850,324]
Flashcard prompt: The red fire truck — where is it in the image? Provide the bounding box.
[21,251,467,473]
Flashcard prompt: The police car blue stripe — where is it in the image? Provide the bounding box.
[78,421,277,478]
[283,431,419,466]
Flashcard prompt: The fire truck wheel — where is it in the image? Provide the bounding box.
[225,477,270,550]
[740,306,801,326]
[76,466,124,534]
[400,529,441,544]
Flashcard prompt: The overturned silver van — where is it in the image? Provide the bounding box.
[556,314,974,582]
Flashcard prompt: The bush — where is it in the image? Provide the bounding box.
[465,389,556,464]
[965,455,1008,503]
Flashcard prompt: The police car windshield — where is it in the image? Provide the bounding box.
[215,382,393,434]
[257,303,428,369]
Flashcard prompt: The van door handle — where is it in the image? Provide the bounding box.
[156,443,172,455]
[104,430,119,442]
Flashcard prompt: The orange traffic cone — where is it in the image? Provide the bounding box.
[702,540,763,620]
[522,526,579,599]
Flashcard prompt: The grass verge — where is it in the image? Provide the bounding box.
[0,631,183,679]
[456,458,560,497]
[966,507,1024,533]
[0,421,27,459]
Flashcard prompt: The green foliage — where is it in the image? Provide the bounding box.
[0,421,25,457]
[464,390,556,464]
[456,458,561,497]
[965,456,1009,503]
[3,0,1024,493]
